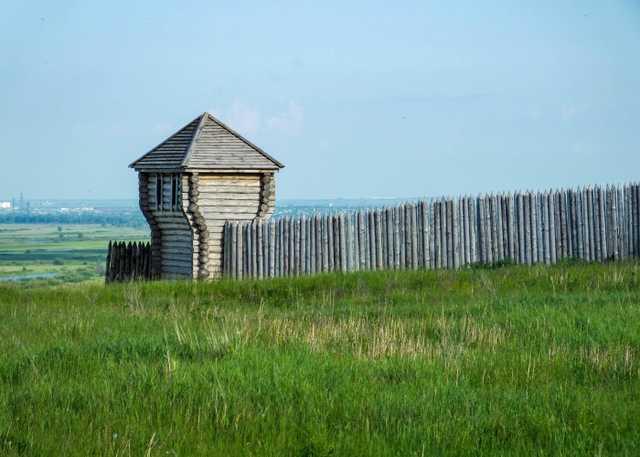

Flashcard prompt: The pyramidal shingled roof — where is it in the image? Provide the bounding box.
[130,112,284,172]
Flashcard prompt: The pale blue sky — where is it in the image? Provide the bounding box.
[1,1,639,200]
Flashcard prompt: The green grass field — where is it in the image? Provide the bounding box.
[0,224,148,283]
[1,262,639,456]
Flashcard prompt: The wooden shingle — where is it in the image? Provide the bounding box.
[130,112,284,172]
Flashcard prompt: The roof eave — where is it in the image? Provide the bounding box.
[130,167,187,173]
[182,166,282,172]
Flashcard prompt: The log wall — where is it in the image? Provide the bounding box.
[138,173,162,277]
[223,183,640,279]
[136,171,275,280]
[197,172,272,278]
[146,173,193,279]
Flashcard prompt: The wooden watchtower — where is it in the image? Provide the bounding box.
[130,112,284,279]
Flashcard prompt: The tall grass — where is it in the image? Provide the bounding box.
[1,262,640,456]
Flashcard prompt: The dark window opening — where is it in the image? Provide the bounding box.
[155,174,162,211]
[171,175,178,210]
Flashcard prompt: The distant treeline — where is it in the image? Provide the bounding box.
[0,212,147,227]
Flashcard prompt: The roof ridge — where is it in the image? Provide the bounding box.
[129,115,200,169]
[198,112,284,169]
[180,113,209,168]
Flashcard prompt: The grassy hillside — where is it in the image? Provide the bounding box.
[1,262,640,456]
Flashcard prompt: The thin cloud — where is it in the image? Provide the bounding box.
[266,101,304,135]
[215,101,304,137]
[227,101,261,136]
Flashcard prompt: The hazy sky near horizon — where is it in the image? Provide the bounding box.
[1,1,639,200]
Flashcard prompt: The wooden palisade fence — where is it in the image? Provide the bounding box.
[223,183,640,280]
[105,241,154,282]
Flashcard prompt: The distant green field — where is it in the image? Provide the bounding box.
[0,224,148,283]
[1,263,639,456]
